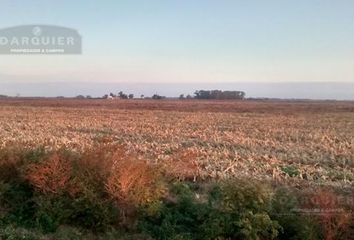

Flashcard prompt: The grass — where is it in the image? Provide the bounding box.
[0,99,353,189]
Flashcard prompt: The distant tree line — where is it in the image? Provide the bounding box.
[152,94,166,100]
[193,90,245,100]
[1,89,246,100]
[179,94,193,99]
[71,89,246,100]
[101,91,134,99]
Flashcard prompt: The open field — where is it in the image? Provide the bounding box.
[1,98,354,239]
[0,98,353,188]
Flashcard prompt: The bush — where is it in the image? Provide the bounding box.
[0,225,39,240]
[300,189,352,240]
[0,144,121,233]
[271,187,320,240]
[0,145,46,183]
[137,182,208,240]
[138,180,281,240]
[33,193,118,232]
[0,146,47,229]
[106,160,165,207]
[24,146,120,232]
[209,179,280,239]
[0,182,36,228]
[1,144,352,239]
[25,153,74,195]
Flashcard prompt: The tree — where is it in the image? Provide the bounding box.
[194,90,201,99]
[179,94,185,99]
[75,95,85,99]
[194,90,245,100]
[194,90,212,99]
[118,91,128,99]
[152,94,165,100]
[128,94,134,99]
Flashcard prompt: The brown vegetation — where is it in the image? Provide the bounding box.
[0,98,353,190]
[301,189,353,240]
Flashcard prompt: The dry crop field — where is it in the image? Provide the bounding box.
[0,98,353,189]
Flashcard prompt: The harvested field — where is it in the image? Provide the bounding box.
[0,98,353,188]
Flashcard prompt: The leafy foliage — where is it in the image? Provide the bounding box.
[0,144,352,239]
[138,180,281,240]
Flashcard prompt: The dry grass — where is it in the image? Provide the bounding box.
[0,98,353,190]
[163,149,200,181]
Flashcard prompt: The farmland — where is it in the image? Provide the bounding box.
[0,98,353,239]
[0,98,353,187]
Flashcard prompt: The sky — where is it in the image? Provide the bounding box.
[0,0,354,98]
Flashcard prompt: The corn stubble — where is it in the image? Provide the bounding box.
[0,99,353,188]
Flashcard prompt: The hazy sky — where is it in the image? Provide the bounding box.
[0,0,354,86]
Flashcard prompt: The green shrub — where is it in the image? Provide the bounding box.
[137,182,208,240]
[138,180,281,240]
[30,164,120,232]
[0,182,36,228]
[0,225,39,240]
[49,225,86,240]
[210,179,280,240]
[271,187,320,240]
[0,145,48,200]
[0,145,120,233]
[281,165,299,177]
